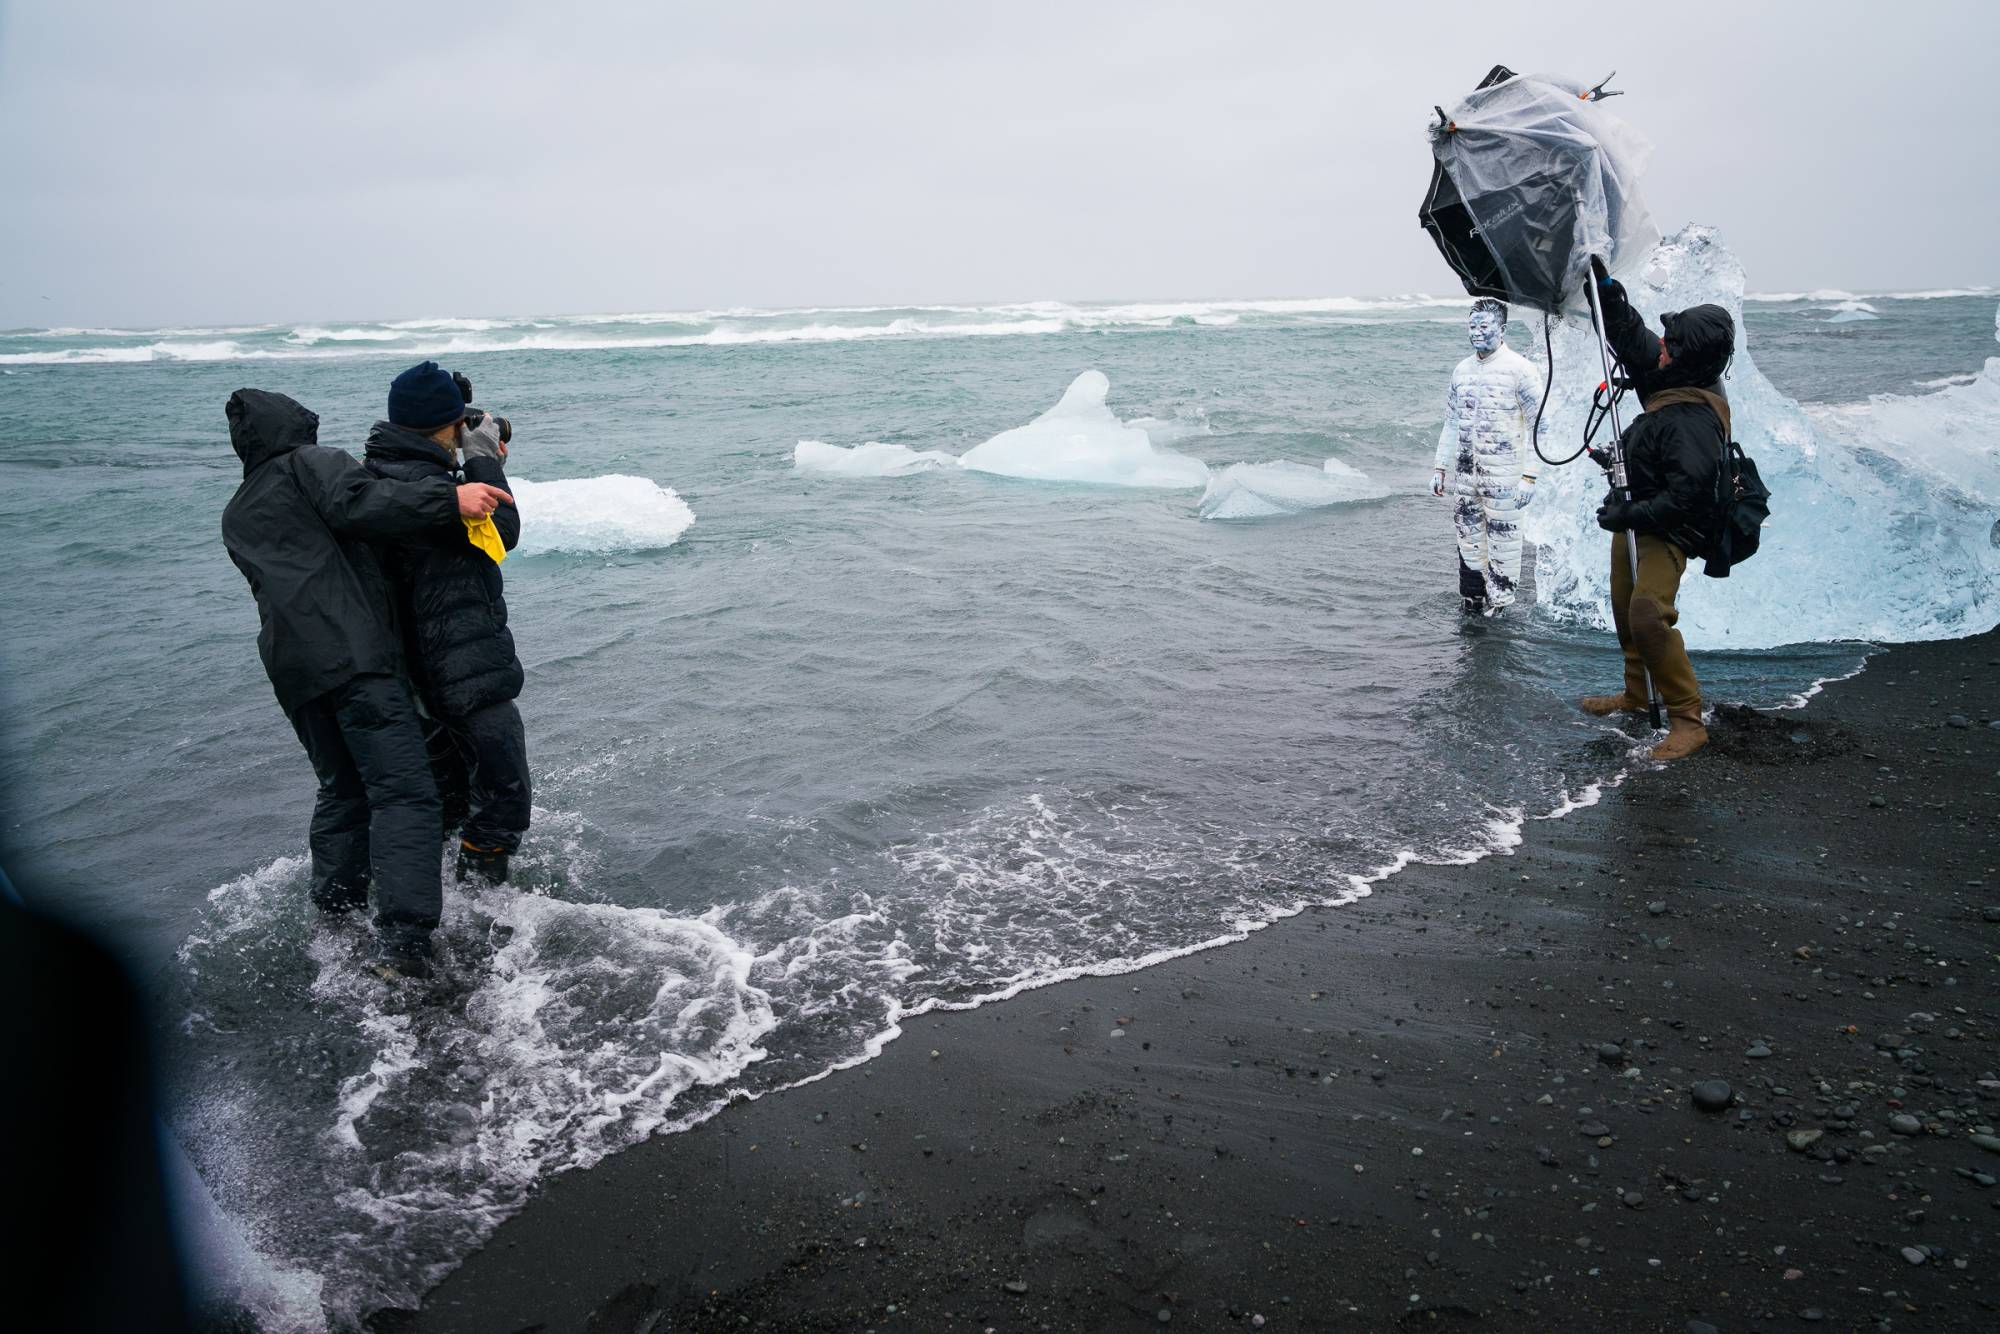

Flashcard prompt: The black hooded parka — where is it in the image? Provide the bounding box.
[362,422,523,720]
[1599,282,1736,558]
[221,390,459,713]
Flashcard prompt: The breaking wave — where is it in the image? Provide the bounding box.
[1747,286,1998,302]
[0,294,1516,367]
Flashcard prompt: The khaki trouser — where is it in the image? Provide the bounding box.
[1609,532,1702,716]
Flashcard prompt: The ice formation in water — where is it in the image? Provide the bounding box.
[1824,300,1881,324]
[509,475,696,556]
[794,440,959,477]
[957,371,1211,489]
[1524,226,2000,648]
[1197,458,1389,521]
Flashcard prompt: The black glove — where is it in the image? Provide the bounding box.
[1596,495,1638,532]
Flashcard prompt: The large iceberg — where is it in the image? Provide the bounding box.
[1524,226,2000,648]
[509,475,696,556]
[794,440,959,477]
[957,371,1211,489]
[1198,458,1389,521]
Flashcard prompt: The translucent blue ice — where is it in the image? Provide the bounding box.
[1525,226,2000,648]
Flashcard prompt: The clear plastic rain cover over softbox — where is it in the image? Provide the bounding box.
[1420,67,1658,320]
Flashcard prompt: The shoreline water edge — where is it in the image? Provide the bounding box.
[387,627,1998,1334]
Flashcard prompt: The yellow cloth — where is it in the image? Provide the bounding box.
[463,515,507,565]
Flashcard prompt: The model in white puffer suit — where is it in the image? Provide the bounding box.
[1432,300,1543,612]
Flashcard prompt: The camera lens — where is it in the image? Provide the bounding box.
[494,416,512,446]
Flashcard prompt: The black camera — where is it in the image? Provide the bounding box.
[450,371,512,446]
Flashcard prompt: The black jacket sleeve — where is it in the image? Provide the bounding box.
[292,446,457,539]
[1598,280,1662,386]
[461,455,520,551]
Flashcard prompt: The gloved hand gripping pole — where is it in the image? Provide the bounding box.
[1584,269,1666,731]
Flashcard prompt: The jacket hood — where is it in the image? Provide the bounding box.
[365,419,456,468]
[226,389,319,473]
[1644,303,1735,394]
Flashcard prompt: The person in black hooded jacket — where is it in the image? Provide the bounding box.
[364,362,531,884]
[1579,263,1736,761]
[220,388,513,975]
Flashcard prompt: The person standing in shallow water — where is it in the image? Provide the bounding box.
[220,389,513,978]
[1433,299,1541,614]
[364,361,532,885]
[1579,262,1735,762]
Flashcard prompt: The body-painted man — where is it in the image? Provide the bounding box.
[1433,299,1542,612]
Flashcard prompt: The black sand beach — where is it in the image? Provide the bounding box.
[391,631,1999,1334]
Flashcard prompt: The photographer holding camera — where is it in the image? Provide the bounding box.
[365,361,531,885]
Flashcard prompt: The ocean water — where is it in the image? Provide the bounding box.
[2,256,1996,1329]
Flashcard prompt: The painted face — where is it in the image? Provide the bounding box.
[1467,309,1505,354]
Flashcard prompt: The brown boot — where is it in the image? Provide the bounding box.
[1579,693,1643,716]
[1650,707,1708,761]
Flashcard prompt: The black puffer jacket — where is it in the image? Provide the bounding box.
[222,390,458,714]
[363,421,523,718]
[1601,281,1736,558]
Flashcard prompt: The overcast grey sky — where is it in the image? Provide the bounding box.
[3,1,1993,328]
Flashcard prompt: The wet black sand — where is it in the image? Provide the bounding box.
[388,630,1999,1334]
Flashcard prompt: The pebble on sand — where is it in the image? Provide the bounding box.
[1691,1080,1733,1112]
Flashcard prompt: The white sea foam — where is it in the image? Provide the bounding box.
[794,440,960,477]
[957,370,1211,489]
[0,340,362,365]
[383,316,519,332]
[509,475,696,556]
[1525,226,2000,648]
[285,325,404,343]
[1749,286,1997,302]
[0,293,1507,367]
[1197,457,1389,520]
[177,829,788,1326]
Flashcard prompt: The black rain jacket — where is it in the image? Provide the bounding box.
[222,390,459,714]
[363,421,523,719]
[1600,281,1737,558]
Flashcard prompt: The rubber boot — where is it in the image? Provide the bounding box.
[1578,693,1643,716]
[369,926,434,982]
[456,840,511,886]
[1650,705,1708,761]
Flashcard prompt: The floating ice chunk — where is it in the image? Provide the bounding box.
[509,475,695,556]
[1824,300,1880,323]
[957,371,1210,489]
[794,440,959,477]
[1198,458,1389,521]
[1524,225,2000,648]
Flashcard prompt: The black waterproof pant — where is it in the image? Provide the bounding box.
[425,699,531,855]
[288,673,443,939]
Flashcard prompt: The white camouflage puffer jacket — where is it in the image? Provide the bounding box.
[1433,345,1543,501]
